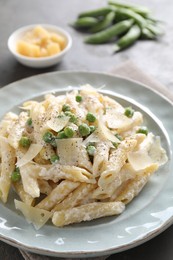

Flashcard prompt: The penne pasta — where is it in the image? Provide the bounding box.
[39,164,95,183]
[0,137,16,203]
[0,112,18,138]
[7,112,28,149]
[52,201,125,227]
[36,180,80,211]
[93,141,111,176]
[12,181,35,206]
[98,134,144,190]
[19,162,42,198]
[0,85,168,228]
[52,183,97,212]
[115,164,158,204]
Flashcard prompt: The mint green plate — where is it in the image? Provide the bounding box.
[0,71,172,258]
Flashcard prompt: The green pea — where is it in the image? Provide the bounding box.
[11,168,21,182]
[50,154,60,164]
[124,107,134,118]
[19,136,31,148]
[85,19,134,44]
[57,131,67,139]
[64,127,74,138]
[26,118,32,126]
[114,24,141,52]
[43,131,53,143]
[86,145,96,156]
[76,95,83,102]
[90,125,96,133]
[78,123,90,137]
[51,139,57,148]
[86,112,96,122]
[62,104,71,112]
[64,111,77,124]
[136,126,148,135]
[43,132,57,147]
[70,116,77,124]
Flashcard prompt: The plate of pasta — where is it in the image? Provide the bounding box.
[0,71,172,257]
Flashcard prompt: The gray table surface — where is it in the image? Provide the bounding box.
[0,0,173,259]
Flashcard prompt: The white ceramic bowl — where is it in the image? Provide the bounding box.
[7,24,72,68]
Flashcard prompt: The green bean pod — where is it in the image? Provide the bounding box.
[146,16,163,24]
[114,24,141,52]
[114,12,128,22]
[108,0,150,17]
[72,17,99,28]
[116,7,147,28]
[141,27,156,39]
[89,11,116,33]
[78,6,116,18]
[85,19,134,44]
[146,23,164,36]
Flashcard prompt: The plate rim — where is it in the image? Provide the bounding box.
[1,70,173,106]
[0,70,172,257]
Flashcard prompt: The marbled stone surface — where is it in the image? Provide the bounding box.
[0,0,172,89]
